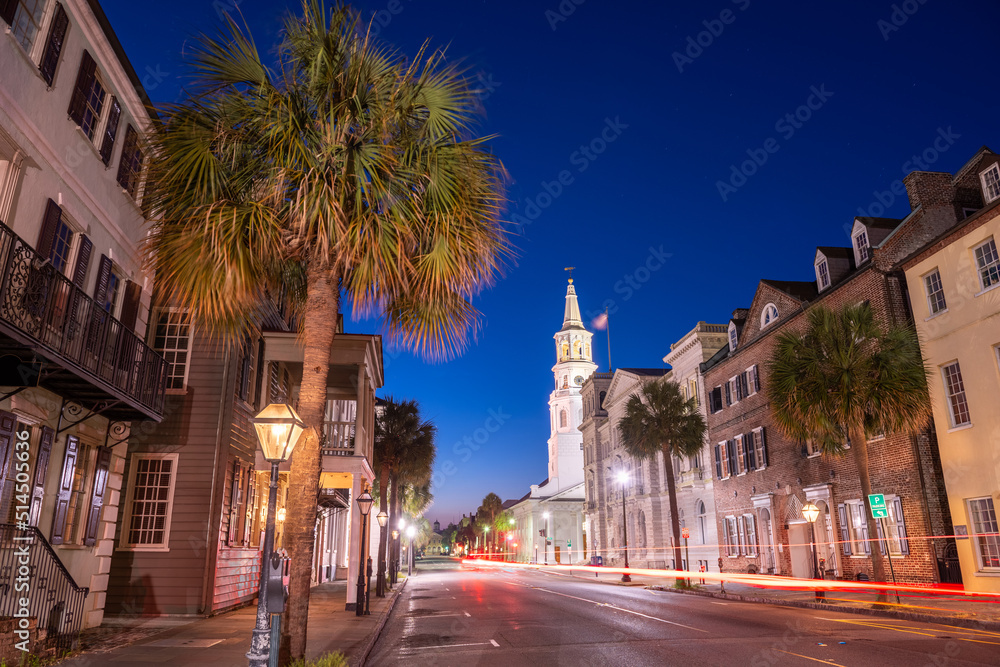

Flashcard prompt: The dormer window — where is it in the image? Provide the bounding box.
[728,322,738,352]
[981,163,1000,204]
[816,259,830,290]
[854,229,870,263]
[760,303,778,329]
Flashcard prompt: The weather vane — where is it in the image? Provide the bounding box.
[565,266,575,283]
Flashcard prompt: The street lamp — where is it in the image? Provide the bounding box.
[407,525,417,575]
[375,510,388,596]
[483,525,490,559]
[542,512,551,565]
[355,490,374,616]
[246,403,306,667]
[802,502,825,601]
[617,470,631,583]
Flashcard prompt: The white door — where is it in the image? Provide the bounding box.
[788,523,812,579]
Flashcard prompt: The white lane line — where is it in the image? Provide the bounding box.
[406,641,496,651]
[525,586,708,633]
[710,602,730,606]
[490,639,500,647]
[464,611,471,617]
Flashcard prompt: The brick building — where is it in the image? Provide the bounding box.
[699,150,993,584]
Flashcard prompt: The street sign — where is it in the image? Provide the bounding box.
[567,540,571,548]
[868,494,889,519]
[682,528,690,539]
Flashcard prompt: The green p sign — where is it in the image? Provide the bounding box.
[868,494,889,519]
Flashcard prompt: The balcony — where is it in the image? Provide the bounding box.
[0,222,166,420]
[322,420,356,457]
[678,467,706,488]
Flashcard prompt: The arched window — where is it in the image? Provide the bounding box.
[599,391,606,408]
[760,303,779,329]
[573,340,582,358]
[728,321,738,352]
[696,500,707,545]
[561,341,569,359]
[560,409,568,428]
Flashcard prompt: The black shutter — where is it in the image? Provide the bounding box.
[860,515,871,555]
[875,517,887,556]
[68,50,96,126]
[117,125,142,195]
[713,444,722,479]
[71,234,92,287]
[243,468,256,545]
[724,382,731,406]
[893,498,909,555]
[228,459,241,544]
[0,411,16,514]
[238,339,252,401]
[837,504,852,555]
[726,440,737,476]
[745,432,756,470]
[28,427,54,527]
[37,198,62,259]
[758,428,769,466]
[99,97,121,165]
[753,365,761,392]
[119,280,142,329]
[0,0,15,26]
[39,2,69,86]
[93,254,112,306]
[83,446,111,546]
[50,435,79,544]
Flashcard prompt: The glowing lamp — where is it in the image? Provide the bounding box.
[252,403,306,463]
[376,510,388,527]
[802,502,820,524]
[277,508,286,522]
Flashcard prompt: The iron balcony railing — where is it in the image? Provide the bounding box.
[0,222,167,416]
[0,524,89,651]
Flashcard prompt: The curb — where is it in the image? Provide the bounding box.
[652,585,1000,632]
[355,578,407,667]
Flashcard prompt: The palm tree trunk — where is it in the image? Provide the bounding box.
[281,267,339,663]
[389,471,401,583]
[662,447,685,586]
[849,427,888,603]
[376,462,390,597]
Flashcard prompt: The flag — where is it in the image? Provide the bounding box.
[591,312,608,330]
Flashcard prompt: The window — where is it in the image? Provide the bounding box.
[752,427,768,470]
[696,500,707,545]
[60,440,95,545]
[760,303,778,328]
[121,454,177,548]
[728,322,738,351]
[10,0,45,53]
[981,163,1000,203]
[817,260,830,290]
[855,230,870,263]
[153,309,192,391]
[709,386,723,414]
[742,514,758,556]
[688,378,699,407]
[974,238,1000,291]
[79,71,107,141]
[735,435,745,474]
[49,212,74,273]
[968,497,1000,571]
[728,377,740,404]
[716,442,730,478]
[725,517,739,557]
[101,263,122,314]
[560,409,568,428]
[941,362,971,427]
[923,269,947,315]
[848,501,868,554]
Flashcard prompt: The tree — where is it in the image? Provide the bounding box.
[477,492,502,556]
[767,302,929,596]
[143,3,507,660]
[389,419,435,582]
[373,397,419,595]
[618,379,706,582]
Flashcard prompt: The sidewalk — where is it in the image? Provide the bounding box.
[548,567,1000,629]
[57,578,404,667]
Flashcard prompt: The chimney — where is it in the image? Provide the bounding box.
[903,171,954,211]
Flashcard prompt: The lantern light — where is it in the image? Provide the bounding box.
[251,404,307,463]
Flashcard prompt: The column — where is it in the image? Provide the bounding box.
[345,475,362,609]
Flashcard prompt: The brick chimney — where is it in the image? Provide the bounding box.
[903,171,955,211]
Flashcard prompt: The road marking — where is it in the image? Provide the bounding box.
[464,611,471,617]
[773,649,845,666]
[522,585,708,633]
[710,602,730,606]
[408,641,496,651]
[830,619,1000,646]
[490,639,500,647]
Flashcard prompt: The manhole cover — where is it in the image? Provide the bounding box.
[144,638,225,648]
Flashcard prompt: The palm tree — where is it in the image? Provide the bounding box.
[143,2,507,660]
[767,302,929,595]
[618,379,706,583]
[477,492,502,556]
[373,397,420,596]
[389,419,435,582]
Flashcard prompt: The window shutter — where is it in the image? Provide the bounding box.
[238,339,252,401]
[228,460,241,544]
[736,516,745,555]
[243,469,256,545]
[50,435,79,545]
[745,432,756,470]
[119,280,142,329]
[724,382,731,406]
[0,411,16,513]
[860,515,871,555]
[68,50,96,126]
[758,428,768,467]
[875,517,887,556]
[99,97,121,165]
[93,254,112,306]
[37,198,62,260]
[28,426,54,527]
[753,365,761,392]
[71,234,92,288]
[0,0,16,27]
[713,444,722,479]
[117,125,143,196]
[39,2,69,86]
[837,504,852,555]
[83,446,111,546]
[893,498,909,555]
[253,338,266,407]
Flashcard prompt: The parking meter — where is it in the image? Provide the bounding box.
[266,553,287,614]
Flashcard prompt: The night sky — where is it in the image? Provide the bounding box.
[101,0,1000,525]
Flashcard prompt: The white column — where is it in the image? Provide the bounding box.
[345,476,363,608]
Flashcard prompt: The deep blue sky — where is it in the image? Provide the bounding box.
[103,0,1000,525]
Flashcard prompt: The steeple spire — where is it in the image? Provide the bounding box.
[562,274,584,331]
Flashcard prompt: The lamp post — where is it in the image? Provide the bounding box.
[246,404,306,667]
[355,490,374,616]
[375,510,388,597]
[802,502,825,601]
[407,525,417,575]
[393,518,406,584]
[509,517,516,563]
[483,525,490,559]
[542,512,550,565]
[617,470,631,583]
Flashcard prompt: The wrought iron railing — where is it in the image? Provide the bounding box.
[321,421,356,456]
[0,524,89,650]
[0,222,166,416]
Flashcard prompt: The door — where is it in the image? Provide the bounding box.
[759,508,776,574]
[788,523,813,579]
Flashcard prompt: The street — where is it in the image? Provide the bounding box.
[367,557,999,666]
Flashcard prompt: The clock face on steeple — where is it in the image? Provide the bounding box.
[574,375,584,385]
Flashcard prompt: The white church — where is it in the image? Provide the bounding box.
[507,277,596,564]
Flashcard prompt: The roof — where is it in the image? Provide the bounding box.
[760,279,818,302]
[855,216,903,231]
[617,368,670,377]
[816,246,854,260]
[85,0,157,120]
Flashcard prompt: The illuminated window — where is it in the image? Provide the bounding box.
[760,303,778,328]
[121,454,177,548]
[153,309,192,391]
[969,497,1000,571]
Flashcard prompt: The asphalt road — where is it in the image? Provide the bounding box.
[366,557,1000,666]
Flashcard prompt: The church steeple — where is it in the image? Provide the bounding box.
[562,279,585,332]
